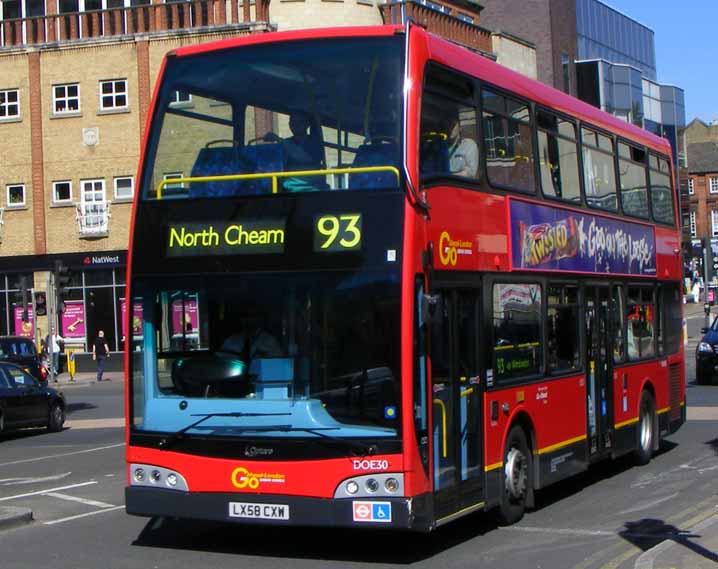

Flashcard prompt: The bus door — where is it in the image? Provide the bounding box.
[429,286,483,519]
[584,286,613,457]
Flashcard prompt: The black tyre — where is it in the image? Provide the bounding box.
[634,391,656,466]
[47,402,65,433]
[497,425,531,525]
[695,367,710,385]
[0,411,4,433]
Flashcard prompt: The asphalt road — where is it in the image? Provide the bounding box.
[0,316,716,569]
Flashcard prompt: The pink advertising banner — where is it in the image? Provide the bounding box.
[172,297,198,336]
[13,306,34,338]
[61,300,86,339]
[120,298,144,340]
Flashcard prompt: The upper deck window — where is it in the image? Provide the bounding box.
[142,37,404,200]
[536,110,580,203]
[649,154,674,225]
[581,127,617,212]
[618,142,649,219]
[481,88,535,193]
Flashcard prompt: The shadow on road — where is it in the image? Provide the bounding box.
[132,512,499,563]
[619,518,718,563]
[66,402,98,414]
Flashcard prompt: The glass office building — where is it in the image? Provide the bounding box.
[574,0,685,171]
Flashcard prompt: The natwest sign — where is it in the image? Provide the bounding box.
[83,254,122,266]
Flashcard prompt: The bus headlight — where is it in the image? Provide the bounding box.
[384,478,399,493]
[130,464,188,491]
[345,481,359,494]
[364,478,379,493]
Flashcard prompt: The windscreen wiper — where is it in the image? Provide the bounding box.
[158,411,291,450]
[225,425,378,456]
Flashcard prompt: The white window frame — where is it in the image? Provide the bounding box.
[711,177,718,195]
[690,211,697,238]
[53,83,81,116]
[99,79,128,111]
[0,89,20,120]
[52,180,73,204]
[169,90,193,108]
[163,172,186,192]
[81,179,106,204]
[6,184,25,208]
[712,210,718,238]
[688,178,694,195]
[113,176,134,200]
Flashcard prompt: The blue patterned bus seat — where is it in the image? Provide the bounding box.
[349,141,400,190]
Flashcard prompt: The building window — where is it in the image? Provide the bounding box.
[0,89,20,120]
[688,178,694,195]
[710,177,718,194]
[78,179,109,235]
[6,184,25,207]
[114,176,134,200]
[561,53,570,94]
[169,90,192,107]
[99,79,128,111]
[712,211,718,238]
[163,172,186,194]
[417,0,450,13]
[456,12,474,24]
[53,180,72,203]
[690,211,697,238]
[53,83,80,115]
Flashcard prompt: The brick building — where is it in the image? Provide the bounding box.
[683,119,718,283]
[0,0,536,363]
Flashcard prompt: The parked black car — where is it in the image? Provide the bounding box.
[696,318,718,384]
[0,362,65,433]
[0,336,47,382]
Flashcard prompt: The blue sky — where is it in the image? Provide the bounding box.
[604,0,716,123]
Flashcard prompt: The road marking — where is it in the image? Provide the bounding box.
[44,505,125,526]
[617,493,679,515]
[44,492,115,509]
[64,418,124,429]
[0,443,124,468]
[0,473,72,486]
[687,406,718,421]
[0,481,97,502]
[500,525,615,537]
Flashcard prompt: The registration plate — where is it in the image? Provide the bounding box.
[229,502,290,520]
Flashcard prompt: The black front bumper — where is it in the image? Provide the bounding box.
[126,487,433,531]
[696,353,718,383]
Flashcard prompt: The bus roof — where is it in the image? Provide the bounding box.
[169,24,671,157]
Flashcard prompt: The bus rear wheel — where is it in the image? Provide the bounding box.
[497,425,531,525]
[635,391,656,466]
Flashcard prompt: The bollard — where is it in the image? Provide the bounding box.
[705,303,711,332]
[67,349,76,382]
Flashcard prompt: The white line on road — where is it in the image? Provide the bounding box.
[0,472,72,486]
[500,525,615,537]
[0,481,97,502]
[44,492,115,509]
[617,493,679,515]
[0,443,124,468]
[44,505,125,526]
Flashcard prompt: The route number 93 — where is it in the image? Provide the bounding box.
[314,213,362,252]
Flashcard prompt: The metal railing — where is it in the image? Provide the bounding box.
[76,201,111,237]
[155,166,402,199]
[0,0,268,48]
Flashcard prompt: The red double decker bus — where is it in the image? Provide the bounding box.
[124,23,685,531]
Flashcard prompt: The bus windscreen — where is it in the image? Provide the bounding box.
[142,36,405,200]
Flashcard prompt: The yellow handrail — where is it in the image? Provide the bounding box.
[433,398,447,459]
[155,166,401,199]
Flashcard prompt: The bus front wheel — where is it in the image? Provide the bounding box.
[635,391,656,465]
[497,425,531,525]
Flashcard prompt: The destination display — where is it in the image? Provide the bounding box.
[510,200,656,276]
[167,219,287,257]
[167,213,364,257]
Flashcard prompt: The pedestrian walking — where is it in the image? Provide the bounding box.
[46,326,65,380]
[92,330,110,382]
